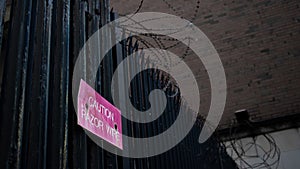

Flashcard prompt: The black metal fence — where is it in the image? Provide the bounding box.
[0,0,237,169]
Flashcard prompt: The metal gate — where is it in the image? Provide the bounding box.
[0,0,237,168]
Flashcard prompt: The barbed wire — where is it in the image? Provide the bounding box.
[224,120,281,169]
[111,0,201,48]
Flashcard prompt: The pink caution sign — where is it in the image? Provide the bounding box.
[77,79,123,150]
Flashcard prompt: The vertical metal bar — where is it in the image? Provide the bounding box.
[167,87,176,169]
[112,13,130,169]
[164,80,176,169]
[157,72,170,169]
[144,60,155,169]
[145,58,160,169]
[0,0,9,97]
[84,0,104,168]
[0,0,33,168]
[134,46,149,168]
[0,0,7,52]
[46,0,70,168]
[21,0,52,168]
[128,37,140,169]
[123,36,135,169]
[139,51,151,169]
[69,0,88,169]
[152,68,164,169]
[99,1,110,168]
[101,2,119,167]
[170,88,180,169]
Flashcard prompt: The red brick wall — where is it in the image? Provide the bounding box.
[111,0,300,129]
